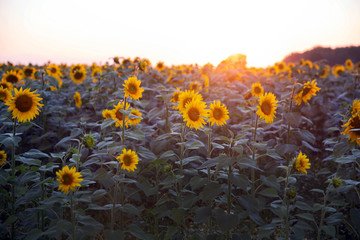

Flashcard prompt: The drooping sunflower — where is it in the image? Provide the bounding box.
[0,86,12,102]
[102,109,115,119]
[2,70,23,84]
[74,92,82,108]
[345,59,353,70]
[189,81,202,92]
[91,66,102,83]
[295,151,311,174]
[156,62,165,72]
[5,87,43,122]
[46,64,63,80]
[70,68,87,84]
[0,150,7,166]
[123,76,144,100]
[56,165,83,194]
[251,82,264,98]
[176,90,203,113]
[128,108,142,126]
[342,113,360,145]
[256,92,278,124]
[23,66,36,79]
[318,67,329,78]
[351,99,360,115]
[111,101,130,128]
[0,80,13,91]
[208,100,229,126]
[139,60,148,71]
[182,99,209,130]
[295,80,321,105]
[116,148,139,172]
[333,65,345,77]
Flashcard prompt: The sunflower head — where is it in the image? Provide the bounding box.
[256,92,278,124]
[332,177,342,188]
[111,101,131,128]
[318,67,329,78]
[182,99,209,130]
[176,90,203,113]
[243,91,252,100]
[56,165,83,194]
[345,59,353,70]
[286,188,297,199]
[251,82,264,98]
[0,80,13,91]
[82,133,95,148]
[0,150,7,166]
[117,148,139,172]
[123,76,144,100]
[294,80,321,105]
[0,86,12,102]
[351,99,360,115]
[294,151,311,174]
[2,70,23,84]
[23,66,36,79]
[201,74,209,88]
[189,81,202,92]
[276,62,286,72]
[91,67,102,78]
[5,87,44,122]
[156,62,165,72]
[128,108,142,126]
[46,64,63,80]
[70,68,87,84]
[139,60,148,71]
[208,100,229,126]
[342,113,360,145]
[102,109,115,120]
[74,91,82,108]
[333,65,345,77]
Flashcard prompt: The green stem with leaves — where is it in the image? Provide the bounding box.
[286,85,296,165]
[251,114,259,196]
[317,185,330,240]
[207,123,212,182]
[283,164,291,240]
[122,97,127,146]
[10,119,17,240]
[70,192,76,240]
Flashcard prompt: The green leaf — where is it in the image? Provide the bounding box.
[101,118,116,130]
[310,189,325,195]
[215,209,239,231]
[164,226,178,240]
[138,146,156,161]
[171,208,186,225]
[103,230,124,240]
[258,188,278,198]
[350,208,360,233]
[121,203,141,216]
[276,144,297,157]
[295,201,312,211]
[321,225,335,237]
[128,224,155,240]
[5,215,17,225]
[229,173,249,191]
[24,229,43,240]
[160,150,176,160]
[199,182,223,201]
[194,206,211,223]
[296,213,315,222]
[333,142,351,157]
[17,156,41,166]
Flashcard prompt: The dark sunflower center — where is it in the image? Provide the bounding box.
[15,95,33,112]
[254,87,261,94]
[0,91,6,100]
[319,69,325,76]
[188,107,200,121]
[182,97,192,109]
[75,96,80,103]
[213,108,223,120]
[279,64,284,70]
[50,68,56,74]
[72,66,80,73]
[157,63,163,69]
[0,153,5,160]
[302,87,312,97]
[191,84,198,91]
[337,69,343,75]
[123,155,132,166]
[173,93,179,102]
[6,75,19,83]
[0,83,8,89]
[350,116,360,131]
[116,109,123,121]
[24,68,34,76]
[62,173,74,185]
[74,72,83,80]
[128,84,137,94]
[261,101,272,115]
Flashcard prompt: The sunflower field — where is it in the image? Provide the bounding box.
[0,57,360,240]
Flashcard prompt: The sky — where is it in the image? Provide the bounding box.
[0,0,360,68]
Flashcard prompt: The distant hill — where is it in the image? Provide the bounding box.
[282,46,360,66]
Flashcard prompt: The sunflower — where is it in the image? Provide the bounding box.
[357,62,360,72]
[70,64,86,74]
[70,68,87,84]
[302,60,313,68]
[0,150,7,166]
[345,59,353,70]
[256,92,278,123]
[2,70,23,84]
[342,113,360,145]
[128,108,142,126]
[123,76,144,100]
[139,60,148,71]
[268,66,276,75]
[295,80,321,105]
[117,148,139,172]
[111,101,130,128]
[351,99,360,115]
[318,67,329,78]
[208,100,229,126]
[276,62,286,72]
[0,80,13,91]
[46,64,62,80]
[91,66,102,83]
[176,90,203,113]
[0,86,12,102]
[74,92,82,108]
[23,66,36,79]
[56,165,83,194]
[333,65,345,77]
[189,81,202,92]
[202,74,209,88]
[182,99,208,130]
[5,87,43,122]
[156,62,165,72]
[295,151,311,174]
[251,82,264,98]
[102,109,115,119]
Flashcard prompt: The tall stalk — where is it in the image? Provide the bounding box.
[10,119,17,240]
[207,123,212,182]
[121,97,127,146]
[286,85,296,165]
[70,192,76,240]
[317,185,330,240]
[283,164,291,240]
[251,115,259,196]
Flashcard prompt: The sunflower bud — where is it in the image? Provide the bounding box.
[113,57,120,64]
[163,164,172,172]
[286,188,297,199]
[332,177,342,188]
[82,134,95,149]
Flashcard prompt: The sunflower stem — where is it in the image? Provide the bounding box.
[283,164,291,240]
[111,162,120,230]
[286,85,296,165]
[207,122,212,183]
[121,97,127,146]
[251,114,258,196]
[70,192,76,240]
[317,184,330,240]
[10,118,17,240]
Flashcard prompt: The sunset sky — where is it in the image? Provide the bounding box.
[1,0,360,68]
